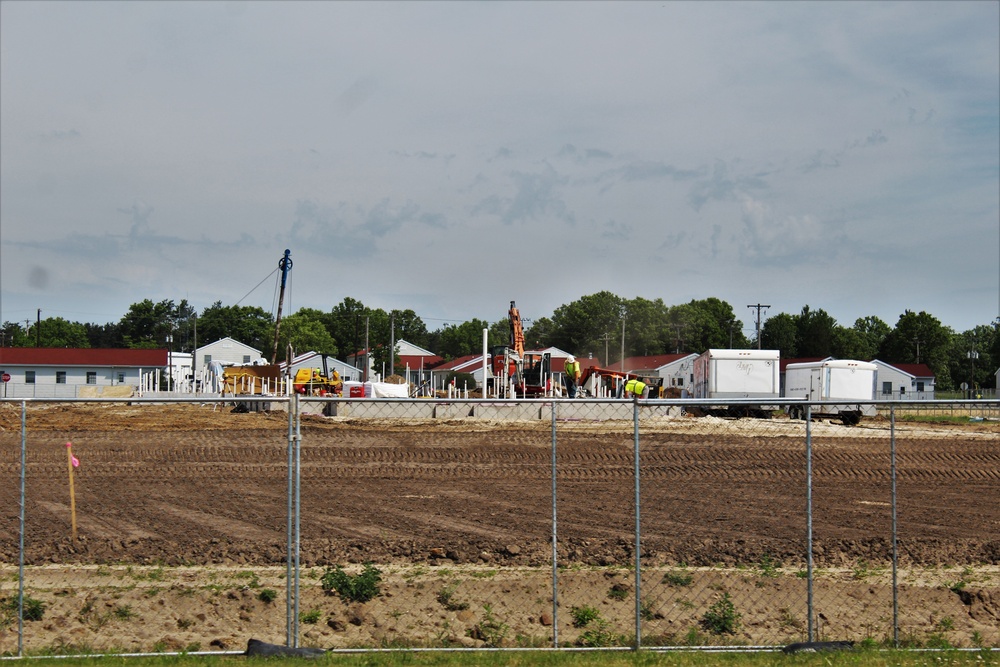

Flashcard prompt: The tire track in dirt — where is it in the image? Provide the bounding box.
[7,446,998,482]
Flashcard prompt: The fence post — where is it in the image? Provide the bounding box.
[550,400,559,648]
[286,393,296,646]
[18,400,26,657]
[891,405,898,647]
[633,397,641,651]
[294,393,302,648]
[806,403,814,643]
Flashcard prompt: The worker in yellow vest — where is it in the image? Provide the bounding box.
[564,355,581,398]
[624,377,647,399]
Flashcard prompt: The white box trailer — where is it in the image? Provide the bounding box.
[783,359,877,425]
[691,349,780,417]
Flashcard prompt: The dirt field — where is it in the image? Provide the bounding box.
[1,402,998,652]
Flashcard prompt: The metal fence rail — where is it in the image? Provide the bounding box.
[1,396,997,656]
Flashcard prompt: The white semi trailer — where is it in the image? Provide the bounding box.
[783,359,877,425]
[691,349,781,417]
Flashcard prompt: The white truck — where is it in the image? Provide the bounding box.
[691,349,781,417]
[783,359,877,425]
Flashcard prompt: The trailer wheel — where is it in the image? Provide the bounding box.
[840,413,861,426]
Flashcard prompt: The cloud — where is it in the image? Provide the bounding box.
[687,161,770,211]
[336,76,377,117]
[471,165,575,226]
[600,219,631,241]
[738,195,829,264]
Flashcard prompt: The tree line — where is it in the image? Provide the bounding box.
[2,292,997,392]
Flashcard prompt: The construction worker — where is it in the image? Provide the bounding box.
[564,355,581,398]
[624,377,647,399]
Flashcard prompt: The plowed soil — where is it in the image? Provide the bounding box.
[1,402,999,652]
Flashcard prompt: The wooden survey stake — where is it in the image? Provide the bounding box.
[66,441,78,540]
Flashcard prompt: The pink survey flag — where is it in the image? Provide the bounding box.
[66,441,80,468]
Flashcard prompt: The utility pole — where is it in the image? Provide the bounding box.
[389,311,395,378]
[600,332,611,366]
[271,249,292,364]
[967,335,979,399]
[913,337,921,364]
[36,308,41,347]
[620,318,626,372]
[746,304,769,350]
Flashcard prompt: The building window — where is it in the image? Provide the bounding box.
[916,381,925,392]
[243,355,251,363]
[204,355,212,366]
[882,382,892,395]
[56,371,67,384]
[86,372,97,384]
[25,371,35,384]
[117,372,126,384]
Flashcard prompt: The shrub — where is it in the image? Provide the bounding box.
[469,603,508,647]
[570,605,601,628]
[444,372,477,391]
[663,571,693,587]
[437,584,469,611]
[258,588,278,604]
[576,618,622,647]
[321,563,382,603]
[300,609,322,624]
[700,592,740,635]
[2,595,46,622]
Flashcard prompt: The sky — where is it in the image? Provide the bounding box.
[2,1,998,340]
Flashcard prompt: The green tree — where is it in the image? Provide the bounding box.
[795,306,838,358]
[523,316,554,350]
[119,299,178,348]
[879,310,953,390]
[276,311,338,361]
[34,317,90,348]
[625,297,670,356]
[328,298,370,361]
[487,318,511,349]
[84,322,124,348]
[550,292,627,359]
[437,319,492,359]
[2,321,32,347]
[392,309,429,350]
[851,316,891,360]
[760,312,798,358]
[669,298,747,352]
[946,325,996,394]
[831,326,866,360]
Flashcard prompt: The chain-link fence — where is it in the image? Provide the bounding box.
[1,396,998,656]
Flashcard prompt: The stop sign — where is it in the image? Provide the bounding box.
[1,373,10,383]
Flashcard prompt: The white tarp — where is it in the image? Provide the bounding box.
[342,381,410,398]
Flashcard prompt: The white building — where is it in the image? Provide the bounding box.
[870,360,936,399]
[195,337,266,371]
[0,348,168,398]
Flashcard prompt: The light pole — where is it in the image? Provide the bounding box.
[967,341,979,399]
[166,334,173,392]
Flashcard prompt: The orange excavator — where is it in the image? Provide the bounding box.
[489,301,550,398]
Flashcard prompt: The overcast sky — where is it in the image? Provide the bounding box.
[2,1,998,339]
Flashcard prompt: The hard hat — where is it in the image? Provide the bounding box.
[567,355,575,362]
